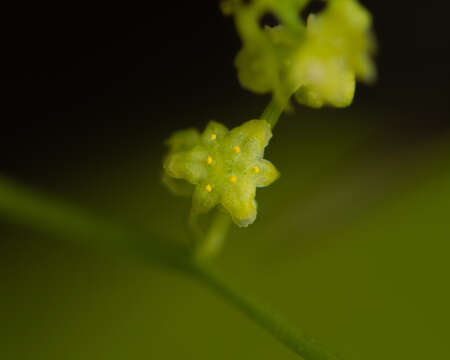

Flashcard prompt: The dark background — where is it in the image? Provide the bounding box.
[3,1,449,183]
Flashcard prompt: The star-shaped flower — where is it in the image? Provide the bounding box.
[163,119,279,227]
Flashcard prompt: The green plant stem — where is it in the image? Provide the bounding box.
[261,97,286,129]
[0,175,339,360]
[0,176,189,270]
[188,209,204,246]
[191,264,340,360]
[188,209,232,260]
[194,209,231,261]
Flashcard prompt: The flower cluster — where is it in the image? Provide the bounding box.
[222,0,376,107]
[162,0,377,234]
[163,120,279,227]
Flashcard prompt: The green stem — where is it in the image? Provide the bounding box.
[260,97,286,129]
[191,264,340,360]
[189,208,232,261]
[0,176,189,270]
[188,209,204,246]
[0,175,339,360]
[194,209,231,261]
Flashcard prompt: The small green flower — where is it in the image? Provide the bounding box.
[222,0,308,102]
[223,0,376,108]
[290,0,376,108]
[163,120,279,227]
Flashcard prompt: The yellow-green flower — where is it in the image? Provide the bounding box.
[163,120,279,227]
[291,0,376,107]
[223,0,376,108]
[223,0,308,102]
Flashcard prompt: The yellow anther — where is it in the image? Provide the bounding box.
[252,166,260,174]
[206,156,213,165]
[229,175,237,184]
[205,184,212,192]
[210,133,217,140]
[233,146,241,154]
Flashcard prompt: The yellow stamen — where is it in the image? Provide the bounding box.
[233,146,240,154]
[206,156,213,165]
[205,184,212,192]
[229,175,237,184]
[252,166,260,174]
[210,134,217,140]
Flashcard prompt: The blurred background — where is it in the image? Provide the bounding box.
[1,1,449,359]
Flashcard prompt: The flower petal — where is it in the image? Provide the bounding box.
[162,174,194,197]
[226,120,273,162]
[192,183,221,214]
[293,58,356,108]
[165,128,200,153]
[221,177,257,227]
[253,160,280,187]
[164,146,209,184]
[235,40,279,94]
[201,121,229,144]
